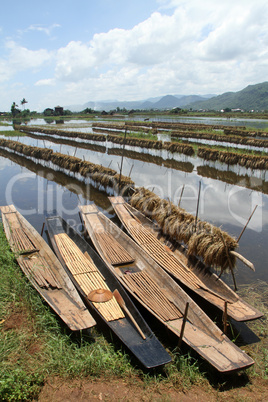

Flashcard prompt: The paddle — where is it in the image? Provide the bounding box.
[113,289,146,339]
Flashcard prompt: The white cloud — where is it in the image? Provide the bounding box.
[26,24,61,36]
[35,78,56,86]
[1,0,268,110]
[51,0,268,97]
[5,40,52,70]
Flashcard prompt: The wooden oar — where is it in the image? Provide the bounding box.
[113,289,146,339]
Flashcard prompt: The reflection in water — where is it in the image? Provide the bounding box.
[197,165,268,194]
[0,149,112,213]
[108,147,194,173]
[0,139,267,287]
[23,131,106,154]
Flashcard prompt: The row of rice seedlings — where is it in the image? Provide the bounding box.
[25,130,107,154]
[15,124,106,142]
[107,134,195,156]
[130,187,238,271]
[163,142,195,156]
[92,122,125,129]
[125,120,229,131]
[108,148,194,173]
[92,120,268,139]
[15,123,267,170]
[0,138,134,189]
[93,127,126,135]
[198,147,268,170]
[224,128,268,138]
[171,130,268,148]
[93,122,158,135]
[107,134,163,149]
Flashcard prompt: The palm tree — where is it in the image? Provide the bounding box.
[11,102,18,117]
[20,98,28,110]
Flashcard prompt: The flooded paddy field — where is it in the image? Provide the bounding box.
[0,117,267,291]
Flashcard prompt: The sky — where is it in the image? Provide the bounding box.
[0,0,268,112]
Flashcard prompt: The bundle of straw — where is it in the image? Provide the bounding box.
[130,187,238,271]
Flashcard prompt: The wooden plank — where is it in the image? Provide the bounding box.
[54,232,125,322]
[1,205,96,330]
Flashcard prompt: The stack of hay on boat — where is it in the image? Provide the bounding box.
[130,187,238,271]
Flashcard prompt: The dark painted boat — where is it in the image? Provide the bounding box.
[46,215,171,369]
[109,196,263,322]
[0,205,96,331]
[79,203,255,373]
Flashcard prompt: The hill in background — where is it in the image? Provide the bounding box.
[66,82,268,112]
[185,82,268,111]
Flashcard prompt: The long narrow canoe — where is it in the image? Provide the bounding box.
[0,205,96,331]
[46,215,171,369]
[79,203,255,373]
[109,196,263,322]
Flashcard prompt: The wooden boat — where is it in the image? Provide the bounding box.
[45,215,171,369]
[109,196,263,322]
[79,203,255,373]
[0,205,96,331]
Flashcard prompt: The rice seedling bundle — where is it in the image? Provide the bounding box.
[163,142,195,156]
[107,134,163,149]
[15,125,106,142]
[130,187,238,271]
[198,146,268,170]
[0,139,134,189]
[172,130,268,148]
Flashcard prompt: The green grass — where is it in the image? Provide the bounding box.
[116,130,157,141]
[0,130,25,138]
[236,281,268,380]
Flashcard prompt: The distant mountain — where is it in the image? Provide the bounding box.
[66,93,214,112]
[150,94,207,109]
[186,82,268,111]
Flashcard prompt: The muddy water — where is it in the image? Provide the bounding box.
[0,121,267,290]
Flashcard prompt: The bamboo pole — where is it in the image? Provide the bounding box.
[40,222,45,237]
[230,251,255,271]
[113,289,146,339]
[237,205,258,242]
[220,233,237,291]
[178,184,185,207]
[223,301,228,334]
[118,129,127,189]
[194,181,201,232]
[178,302,189,349]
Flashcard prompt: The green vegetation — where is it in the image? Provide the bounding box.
[0,130,25,138]
[236,282,268,379]
[118,130,157,141]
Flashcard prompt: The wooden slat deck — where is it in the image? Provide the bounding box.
[122,271,182,322]
[2,207,61,289]
[79,203,256,373]
[1,205,97,331]
[82,206,182,322]
[84,212,134,266]
[113,200,204,291]
[54,233,124,322]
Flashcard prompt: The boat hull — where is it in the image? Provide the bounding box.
[46,215,171,369]
[79,203,255,373]
[0,205,96,331]
[109,196,263,322]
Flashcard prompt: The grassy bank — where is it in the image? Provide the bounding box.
[0,223,267,401]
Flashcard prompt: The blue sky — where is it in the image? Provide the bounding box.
[0,0,267,112]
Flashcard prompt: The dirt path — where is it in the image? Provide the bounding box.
[38,376,268,401]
